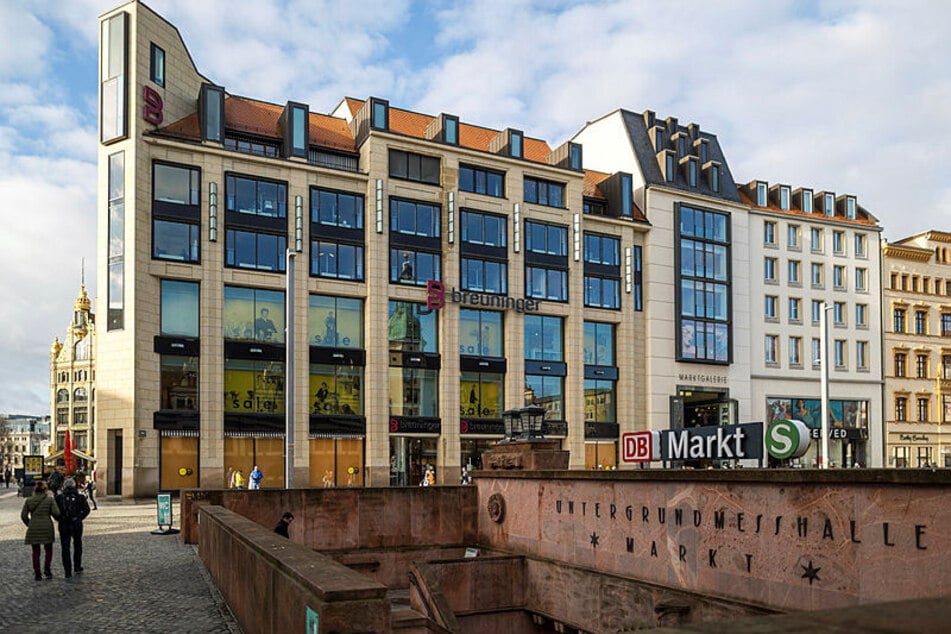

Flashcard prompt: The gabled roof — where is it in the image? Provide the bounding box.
[156,95,357,153]
[619,110,742,203]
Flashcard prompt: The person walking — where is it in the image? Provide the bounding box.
[85,473,98,511]
[233,469,246,489]
[249,465,263,490]
[55,478,91,578]
[48,469,64,495]
[4,466,11,488]
[273,512,294,538]
[21,480,60,580]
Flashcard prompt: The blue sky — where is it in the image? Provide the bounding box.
[1,0,951,415]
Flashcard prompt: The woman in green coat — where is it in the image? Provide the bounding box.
[21,480,61,580]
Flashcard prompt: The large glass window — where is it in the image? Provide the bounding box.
[894,308,906,333]
[678,205,730,362]
[311,188,364,228]
[312,240,363,280]
[226,228,286,271]
[461,258,507,294]
[388,301,438,353]
[584,234,620,266]
[525,315,563,361]
[459,309,503,356]
[154,163,199,207]
[524,177,565,208]
[459,165,505,197]
[390,199,440,238]
[160,355,198,410]
[524,375,564,422]
[154,219,199,263]
[584,379,616,423]
[107,151,125,330]
[460,372,503,419]
[309,295,363,348]
[310,364,363,415]
[584,322,615,365]
[389,149,440,185]
[461,210,506,246]
[584,277,620,309]
[226,174,287,218]
[224,359,285,414]
[391,248,440,286]
[526,222,568,256]
[388,367,438,416]
[223,287,285,343]
[160,280,199,337]
[100,13,127,143]
[526,266,568,301]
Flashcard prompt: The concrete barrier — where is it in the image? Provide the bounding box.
[198,504,390,634]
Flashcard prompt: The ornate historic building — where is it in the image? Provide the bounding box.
[49,283,97,468]
[882,231,951,467]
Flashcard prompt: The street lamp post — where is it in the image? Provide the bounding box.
[285,249,296,488]
[819,301,831,469]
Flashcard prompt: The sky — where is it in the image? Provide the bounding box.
[1,0,950,415]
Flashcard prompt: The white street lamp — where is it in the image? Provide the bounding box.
[819,301,833,468]
[285,248,296,488]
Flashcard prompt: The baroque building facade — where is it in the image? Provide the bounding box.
[49,284,97,467]
[96,1,885,496]
[882,231,951,467]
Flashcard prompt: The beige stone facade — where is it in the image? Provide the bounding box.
[882,231,951,467]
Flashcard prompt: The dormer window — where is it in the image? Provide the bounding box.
[199,83,224,143]
[281,102,308,159]
[779,185,790,211]
[696,139,709,164]
[756,182,768,207]
[620,173,632,217]
[508,129,523,158]
[846,196,856,219]
[443,115,459,145]
[569,143,583,171]
[706,163,720,193]
[823,192,834,216]
[801,189,813,213]
[370,98,389,131]
[681,157,698,187]
[664,152,675,183]
[674,133,687,158]
[652,126,665,151]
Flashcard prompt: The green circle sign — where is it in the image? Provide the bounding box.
[766,419,810,460]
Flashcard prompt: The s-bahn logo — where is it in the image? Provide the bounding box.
[765,419,811,460]
[425,280,542,313]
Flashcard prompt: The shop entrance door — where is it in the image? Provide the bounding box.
[389,436,437,486]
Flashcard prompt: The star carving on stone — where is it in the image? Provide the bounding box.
[590,532,600,548]
[800,560,821,585]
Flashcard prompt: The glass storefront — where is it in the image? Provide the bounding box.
[159,433,198,491]
[224,435,285,488]
[309,437,364,487]
[390,437,437,486]
[766,397,868,467]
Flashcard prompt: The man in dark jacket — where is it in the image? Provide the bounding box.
[273,512,294,538]
[54,478,91,578]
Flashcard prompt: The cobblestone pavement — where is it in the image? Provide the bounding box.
[0,487,241,633]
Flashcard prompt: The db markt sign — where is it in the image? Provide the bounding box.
[765,419,811,460]
[622,423,764,463]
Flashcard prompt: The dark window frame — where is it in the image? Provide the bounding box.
[388,148,440,186]
[459,164,505,198]
[149,42,165,87]
[524,176,566,208]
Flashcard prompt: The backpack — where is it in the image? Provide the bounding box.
[60,491,83,521]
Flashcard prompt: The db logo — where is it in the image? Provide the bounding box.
[389,419,399,433]
[621,431,660,463]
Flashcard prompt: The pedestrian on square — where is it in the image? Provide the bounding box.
[233,469,246,489]
[273,512,294,538]
[4,466,11,488]
[21,480,60,580]
[48,469,65,495]
[55,477,91,578]
[249,465,263,490]
[225,467,235,489]
[84,473,98,510]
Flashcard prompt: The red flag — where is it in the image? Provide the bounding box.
[64,430,75,476]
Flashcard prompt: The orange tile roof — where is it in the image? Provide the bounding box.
[155,96,356,153]
[346,98,554,164]
[737,189,877,227]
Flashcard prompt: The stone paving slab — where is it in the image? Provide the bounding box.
[0,489,241,633]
